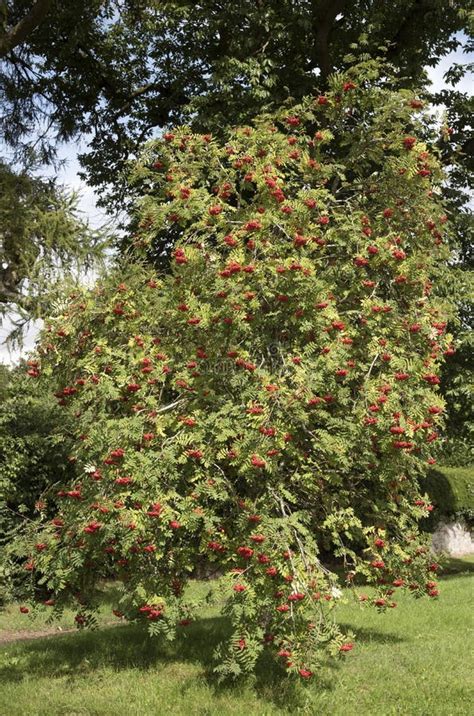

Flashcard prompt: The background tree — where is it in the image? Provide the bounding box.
[0,160,107,334]
[0,1,470,211]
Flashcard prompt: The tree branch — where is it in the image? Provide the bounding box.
[77,45,124,99]
[0,0,53,57]
[111,82,189,120]
[0,277,22,306]
[385,0,436,64]
[311,0,347,81]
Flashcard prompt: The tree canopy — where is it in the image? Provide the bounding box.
[1,4,470,449]
[3,0,469,445]
[1,1,471,210]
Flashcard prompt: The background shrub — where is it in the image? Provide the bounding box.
[0,365,75,603]
[421,465,474,530]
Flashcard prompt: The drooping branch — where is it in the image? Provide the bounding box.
[0,0,53,57]
[75,44,189,126]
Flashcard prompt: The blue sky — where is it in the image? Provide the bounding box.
[1,44,472,364]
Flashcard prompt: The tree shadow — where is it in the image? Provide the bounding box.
[439,557,474,579]
[337,624,404,645]
[0,612,407,710]
[0,616,226,679]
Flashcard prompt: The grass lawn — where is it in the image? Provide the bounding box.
[0,557,473,716]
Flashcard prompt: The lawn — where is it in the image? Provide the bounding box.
[0,557,473,716]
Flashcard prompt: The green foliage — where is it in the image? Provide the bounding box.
[0,363,9,399]
[0,366,75,603]
[0,1,468,211]
[0,161,108,328]
[439,280,474,465]
[13,61,454,680]
[0,368,74,518]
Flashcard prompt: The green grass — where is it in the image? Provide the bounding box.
[0,583,120,635]
[0,558,473,716]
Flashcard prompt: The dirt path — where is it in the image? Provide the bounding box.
[0,620,120,645]
[0,626,78,644]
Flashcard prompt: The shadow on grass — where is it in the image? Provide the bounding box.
[0,613,351,710]
[0,617,227,678]
[440,557,474,578]
[3,567,461,711]
[337,625,404,645]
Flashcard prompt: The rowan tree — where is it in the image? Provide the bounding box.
[2,2,470,436]
[17,60,455,679]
